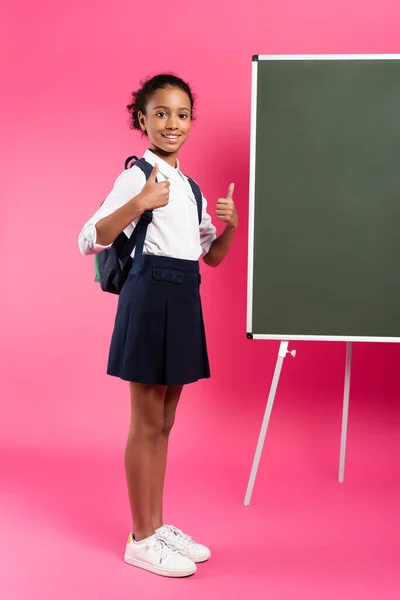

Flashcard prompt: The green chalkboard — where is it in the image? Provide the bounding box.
[247,55,400,342]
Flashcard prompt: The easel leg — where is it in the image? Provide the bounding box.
[339,341,352,483]
[244,341,295,506]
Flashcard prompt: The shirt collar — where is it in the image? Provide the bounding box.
[143,149,183,180]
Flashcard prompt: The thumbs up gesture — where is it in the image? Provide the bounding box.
[216,183,238,229]
[138,164,170,211]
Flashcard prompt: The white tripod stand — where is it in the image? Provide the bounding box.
[244,341,352,506]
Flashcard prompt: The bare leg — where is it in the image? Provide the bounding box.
[125,382,167,541]
[152,385,184,530]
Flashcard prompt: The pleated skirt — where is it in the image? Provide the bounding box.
[107,255,210,386]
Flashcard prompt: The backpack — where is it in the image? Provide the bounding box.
[94,156,203,294]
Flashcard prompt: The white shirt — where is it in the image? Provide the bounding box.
[78,150,217,260]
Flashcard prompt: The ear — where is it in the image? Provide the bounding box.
[137,110,147,134]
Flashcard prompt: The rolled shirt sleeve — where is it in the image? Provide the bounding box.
[199,195,217,256]
[78,167,146,255]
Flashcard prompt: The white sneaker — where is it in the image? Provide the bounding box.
[124,533,197,577]
[156,525,211,563]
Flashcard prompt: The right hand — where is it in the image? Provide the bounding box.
[137,164,170,211]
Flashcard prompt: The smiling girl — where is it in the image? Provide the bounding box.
[78,74,238,578]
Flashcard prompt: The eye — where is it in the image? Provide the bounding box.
[179,113,190,120]
[156,111,167,118]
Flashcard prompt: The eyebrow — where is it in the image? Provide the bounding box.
[153,105,191,112]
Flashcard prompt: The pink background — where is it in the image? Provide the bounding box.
[1,1,400,598]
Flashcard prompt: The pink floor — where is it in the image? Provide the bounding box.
[1,345,399,600]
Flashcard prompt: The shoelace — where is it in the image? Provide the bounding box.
[160,526,192,548]
[151,537,180,563]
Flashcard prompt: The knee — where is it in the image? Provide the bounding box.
[162,413,176,437]
[130,417,164,441]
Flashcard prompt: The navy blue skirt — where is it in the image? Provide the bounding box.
[107,255,210,386]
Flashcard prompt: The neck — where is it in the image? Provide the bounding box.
[148,146,178,168]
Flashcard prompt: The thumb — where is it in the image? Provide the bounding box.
[226,183,235,200]
[148,163,159,183]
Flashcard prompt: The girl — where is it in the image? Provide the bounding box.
[78,74,238,578]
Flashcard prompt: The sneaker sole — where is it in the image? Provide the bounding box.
[193,555,211,564]
[124,554,197,578]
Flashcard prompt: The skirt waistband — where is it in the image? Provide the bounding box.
[141,255,200,273]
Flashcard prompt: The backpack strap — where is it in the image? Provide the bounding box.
[118,158,155,263]
[132,157,155,180]
[185,177,203,225]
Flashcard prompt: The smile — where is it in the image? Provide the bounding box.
[162,134,180,140]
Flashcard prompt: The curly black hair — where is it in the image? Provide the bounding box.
[127,73,195,132]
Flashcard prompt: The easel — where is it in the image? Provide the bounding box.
[244,341,352,506]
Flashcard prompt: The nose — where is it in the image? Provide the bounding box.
[166,114,179,130]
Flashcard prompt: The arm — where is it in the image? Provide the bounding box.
[203,183,238,268]
[95,196,145,247]
[203,224,237,267]
[78,163,169,255]
[95,164,169,246]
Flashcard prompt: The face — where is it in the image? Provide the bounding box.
[138,86,192,165]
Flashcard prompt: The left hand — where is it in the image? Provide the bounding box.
[216,183,238,229]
